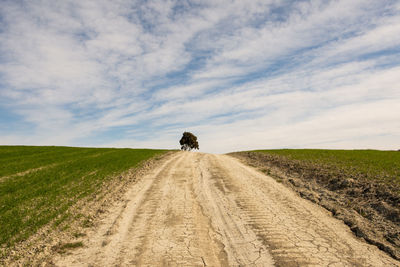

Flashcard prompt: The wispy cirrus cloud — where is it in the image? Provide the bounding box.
[0,0,399,153]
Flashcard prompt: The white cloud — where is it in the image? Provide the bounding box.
[0,0,399,153]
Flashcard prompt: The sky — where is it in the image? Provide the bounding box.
[0,0,399,153]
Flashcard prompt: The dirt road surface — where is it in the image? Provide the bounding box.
[53,152,400,266]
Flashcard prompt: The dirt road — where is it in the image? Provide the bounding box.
[54,152,399,266]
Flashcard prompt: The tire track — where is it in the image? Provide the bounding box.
[194,154,275,266]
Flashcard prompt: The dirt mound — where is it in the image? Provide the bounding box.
[230,152,400,260]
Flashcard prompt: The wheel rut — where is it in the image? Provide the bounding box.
[52,152,400,267]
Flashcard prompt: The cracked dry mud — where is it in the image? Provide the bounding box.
[53,152,400,266]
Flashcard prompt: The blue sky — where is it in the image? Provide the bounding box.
[0,0,399,153]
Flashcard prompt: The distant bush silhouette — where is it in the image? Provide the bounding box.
[179,132,199,151]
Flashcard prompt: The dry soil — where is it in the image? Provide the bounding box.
[52,152,400,266]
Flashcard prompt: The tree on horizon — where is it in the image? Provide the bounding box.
[179,132,199,151]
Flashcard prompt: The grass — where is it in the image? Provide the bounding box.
[0,146,168,248]
[252,149,400,186]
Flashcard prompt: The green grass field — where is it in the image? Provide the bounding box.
[0,146,168,248]
[252,149,400,185]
